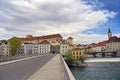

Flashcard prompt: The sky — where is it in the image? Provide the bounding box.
[0,0,120,44]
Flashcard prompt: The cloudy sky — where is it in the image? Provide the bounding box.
[0,0,120,44]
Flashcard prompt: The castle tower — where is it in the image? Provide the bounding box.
[108,28,112,39]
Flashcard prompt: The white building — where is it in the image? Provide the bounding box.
[92,46,105,52]
[106,42,120,51]
[0,40,9,56]
[38,40,50,54]
[60,44,69,55]
[21,43,34,55]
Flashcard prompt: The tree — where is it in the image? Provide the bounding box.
[8,37,22,56]
[65,51,74,65]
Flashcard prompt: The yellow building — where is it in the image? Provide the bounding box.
[67,37,73,45]
[72,48,84,59]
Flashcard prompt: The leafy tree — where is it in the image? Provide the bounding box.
[79,55,85,63]
[65,51,74,65]
[8,37,22,56]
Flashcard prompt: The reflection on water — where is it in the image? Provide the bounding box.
[70,62,120,80]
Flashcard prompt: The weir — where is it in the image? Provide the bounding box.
[85,58,120,62]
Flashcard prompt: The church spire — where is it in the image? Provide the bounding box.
[108,28,111,33]
[108,28,112,39]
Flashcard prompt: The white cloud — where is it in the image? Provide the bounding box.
[0,0,117,44]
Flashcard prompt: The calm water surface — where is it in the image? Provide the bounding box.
[70,62,120,80]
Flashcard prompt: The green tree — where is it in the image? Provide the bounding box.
[8,37,22,56]
[65,51,74,65]
[79,55,85,63]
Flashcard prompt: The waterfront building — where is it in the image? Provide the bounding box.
[92,41,107,52]
[38,40,50,54]
[72,48,84,59]
[106,36,120,51]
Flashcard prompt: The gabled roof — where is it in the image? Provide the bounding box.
[40,40,50,44]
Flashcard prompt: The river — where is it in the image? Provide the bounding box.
[70,59,120,80]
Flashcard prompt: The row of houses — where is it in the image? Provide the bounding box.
[0,34,74,57]
[92,28,120,52]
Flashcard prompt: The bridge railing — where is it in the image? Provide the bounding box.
[60,55,76,80]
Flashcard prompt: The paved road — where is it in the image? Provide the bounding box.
[0,54,55,80]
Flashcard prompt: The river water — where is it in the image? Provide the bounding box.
[70,62,120,80]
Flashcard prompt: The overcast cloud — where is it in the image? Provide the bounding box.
[0,0,117,44]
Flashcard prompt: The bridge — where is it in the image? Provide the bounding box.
[85,51,119,58]
[0,54,75,80]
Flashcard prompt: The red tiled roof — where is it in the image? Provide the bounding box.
[93,40,108,47]
[18,34,62,41]
[40,40,50,44]
[35,34,62,39]
[108,36,120,42]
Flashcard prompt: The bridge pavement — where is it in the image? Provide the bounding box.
[0,54,55,80]
[27,54,65,80]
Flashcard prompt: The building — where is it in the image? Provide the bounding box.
[0,40,9,56]
[67,37,73,45]
[60,43,69,55]
[34,44,38,54]
[72,48,84,59]
[23,43,34,55]
[106,36,120,51]
[92,41,108,52]
[50,45,60,54]
[38,40,50,54]
[19,34,63,45]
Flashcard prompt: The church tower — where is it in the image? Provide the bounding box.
[108,28,112,39]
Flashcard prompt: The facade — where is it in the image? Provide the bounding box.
[50,45,60,54]
[67,37,73,45]
[92,40,107,52]
[106,36,120,51]
[72,48,84,59]
[106,42,120,51]
[38,40,50,54]
[60,44,69,55]
[0,40,9,56]
[34,44,38,54]
[23,43,34,55]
